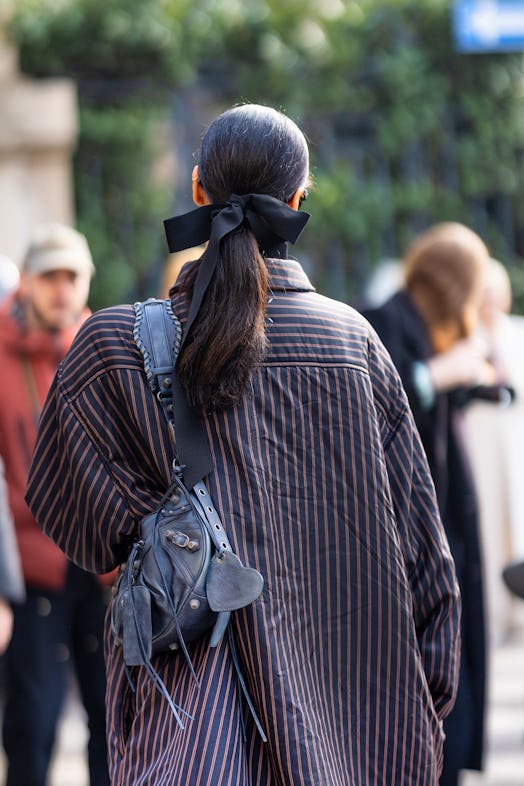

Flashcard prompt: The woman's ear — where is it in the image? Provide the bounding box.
[192,165,208,206]
[287,187,308,211]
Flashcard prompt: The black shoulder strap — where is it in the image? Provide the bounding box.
[133,298,213,488]
[133,299,267,741]
[134,297,235,565]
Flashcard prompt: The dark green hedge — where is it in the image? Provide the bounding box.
[9,0,524,309]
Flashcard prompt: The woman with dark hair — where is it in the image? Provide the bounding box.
[27,105,460,786]
[363,222,492,786]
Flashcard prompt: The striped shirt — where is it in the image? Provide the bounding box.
[27,257,460,786]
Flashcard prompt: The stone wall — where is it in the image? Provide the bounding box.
[0,27,77,265]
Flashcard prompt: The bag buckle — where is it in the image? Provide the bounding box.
[165,529,199,552]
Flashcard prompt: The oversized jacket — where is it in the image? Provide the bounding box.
[363,289,486,772]
[0,295,90,591]
[27,258,461,786]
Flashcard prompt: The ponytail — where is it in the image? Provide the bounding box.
[166,104,311,412]
[177,227,268,411]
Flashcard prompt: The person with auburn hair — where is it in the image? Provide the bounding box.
[364,222,493,786]
[27,105,460,786]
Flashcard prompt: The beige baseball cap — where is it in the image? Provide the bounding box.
[22,223,95,277]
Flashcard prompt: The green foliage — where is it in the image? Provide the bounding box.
[74,103,171,307]
[190,0,524,301]
[9,0,524,308]
[9,0,190,85]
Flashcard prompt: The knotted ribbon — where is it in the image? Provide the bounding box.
[163,193,310,348]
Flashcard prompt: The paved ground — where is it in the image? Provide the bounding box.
[1,616,524,785]
[462,617,524,786]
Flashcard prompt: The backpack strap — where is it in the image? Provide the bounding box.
[132,297,267,742]
[133,297,181,401]
[133,298,233,557]
[133,297,212,488]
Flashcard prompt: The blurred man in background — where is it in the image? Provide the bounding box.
[0,225,110,786]
[0,256,25,654]
[0,257,19,303]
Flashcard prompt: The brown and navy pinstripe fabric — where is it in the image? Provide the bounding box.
[27,258,460,786]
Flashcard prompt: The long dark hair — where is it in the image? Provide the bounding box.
[177,104,309,411]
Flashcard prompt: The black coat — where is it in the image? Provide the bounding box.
[364,289,486,774]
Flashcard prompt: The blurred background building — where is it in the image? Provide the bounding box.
[0,23,77,265]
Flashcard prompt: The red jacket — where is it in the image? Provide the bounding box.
[0,294,90,591]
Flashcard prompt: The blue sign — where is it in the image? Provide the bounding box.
[453,0,524,52]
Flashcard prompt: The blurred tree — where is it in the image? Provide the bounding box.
[9,0,524,308]
[189,0,524,303]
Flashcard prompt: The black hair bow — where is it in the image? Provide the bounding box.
[163,193,310,349]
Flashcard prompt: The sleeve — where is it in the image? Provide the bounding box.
[25,371,137,574]
[364,299,435,413]
[0,456,25,603]
[367,332,461,721]
[25,307,172,574]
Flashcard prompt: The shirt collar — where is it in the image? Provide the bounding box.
[171,256,315,299]
[265,257,315,293]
